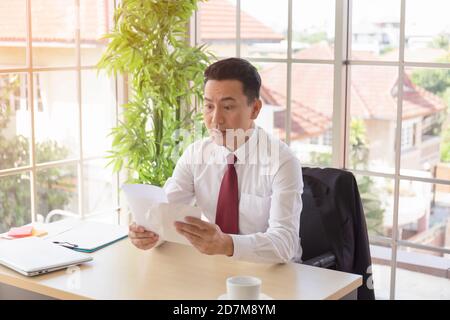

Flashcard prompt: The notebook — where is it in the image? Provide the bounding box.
[0,237,93,277]
[46,221,129,253]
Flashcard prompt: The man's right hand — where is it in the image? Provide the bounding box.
[129,222,160,250]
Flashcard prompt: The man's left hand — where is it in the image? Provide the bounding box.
[174,217,234,256]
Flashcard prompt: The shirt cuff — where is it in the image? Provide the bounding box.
[229,234,255,260]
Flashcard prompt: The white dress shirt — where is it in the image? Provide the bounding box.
[163,126,303,263]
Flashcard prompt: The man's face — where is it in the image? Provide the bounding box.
[203,79,262,150]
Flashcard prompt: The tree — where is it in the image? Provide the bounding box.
[0,136,26,231]
[293,31,329,45]
[350,119,385,235]
[411,64,450,97]
[411,53,450,162]
[349,119,370,169]
[431,33,450,50]
[0,137,76,233]
[309,151,331,167]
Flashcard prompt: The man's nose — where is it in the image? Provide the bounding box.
[212,109,224,126]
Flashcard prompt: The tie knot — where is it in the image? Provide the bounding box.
[227,154,237,165]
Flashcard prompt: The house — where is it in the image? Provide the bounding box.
[0,0,114,148]
[261,44,446,170]
[199,0,284,57]
[259,44,447,171]
[0,0,111,68]
[259,43,447,238]
[352,21,401,55]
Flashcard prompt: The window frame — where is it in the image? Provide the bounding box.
[0,0,122,223]
[194,0,450,299]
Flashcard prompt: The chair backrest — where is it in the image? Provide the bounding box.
[299,174,334,264]
[299,167,375,300]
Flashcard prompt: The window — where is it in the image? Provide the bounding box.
[401,121,415,150]
[0,74,26,111]
[0,0,118,232]
[323,129,333,146]
[34,74,43,112]
[0,0,448,300]
[310,136,319,145]
[198,0,335,166]
[308,130,332,146]
[197,0,450,299]
[422,114,439,137]
[16,74,27,111]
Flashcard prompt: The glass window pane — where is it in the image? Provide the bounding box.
[292,0,335,60]
[81,69,116,158]
[405,0,450,63]
[199,0,237,58]
[397,180,449,251]
[83,159,114,215]
[240,0,287,59]
[0,73,30,170]
[0,0,27,68]
[395,247,450,299]
[369,244,393,300]
[351,0,401,61]
[256,62,286,142]
[349,66,398,174]
[34,71,79,163]
[355,174,394,238]
[0,172,31,233]
[289,64,334,166]
[36,164,78,220]
[80,0,114,66]
[31,0,76,67]
[400,67,450,177]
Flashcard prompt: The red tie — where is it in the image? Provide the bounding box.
[215,154,239,234]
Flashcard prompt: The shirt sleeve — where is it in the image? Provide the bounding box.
[163,144,196,206]
[230,156,303,264]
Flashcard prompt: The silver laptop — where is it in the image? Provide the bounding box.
[0,237,93,277]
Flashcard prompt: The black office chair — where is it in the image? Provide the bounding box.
[298,167,375,300]
[298,174,336,268]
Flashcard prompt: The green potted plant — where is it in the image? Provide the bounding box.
[97,0,212,186]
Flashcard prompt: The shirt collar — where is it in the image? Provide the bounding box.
[214,125,259,164]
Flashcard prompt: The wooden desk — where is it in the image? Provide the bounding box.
[0,235,361,300]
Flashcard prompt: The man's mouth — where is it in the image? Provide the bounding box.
[211,128,228,135]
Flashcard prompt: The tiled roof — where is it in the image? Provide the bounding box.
[0,0,110,44]
[260,43,447,139]
[0,0,283,45]
[198,0,284,42]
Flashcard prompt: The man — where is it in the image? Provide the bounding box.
[129,58,303,263]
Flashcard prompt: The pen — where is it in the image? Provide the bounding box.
[53,241,79,249]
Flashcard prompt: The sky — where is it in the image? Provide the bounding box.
[236,0,450,36]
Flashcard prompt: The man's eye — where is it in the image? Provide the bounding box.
[204,105,213,110]
[224,105,233,110]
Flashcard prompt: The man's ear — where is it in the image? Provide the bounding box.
[250,99,263,120]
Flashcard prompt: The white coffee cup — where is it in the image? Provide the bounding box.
[226,276,262,300]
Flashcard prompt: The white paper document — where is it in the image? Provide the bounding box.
[122,184,202,246]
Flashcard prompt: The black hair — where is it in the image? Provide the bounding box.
[204,58,261,104]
